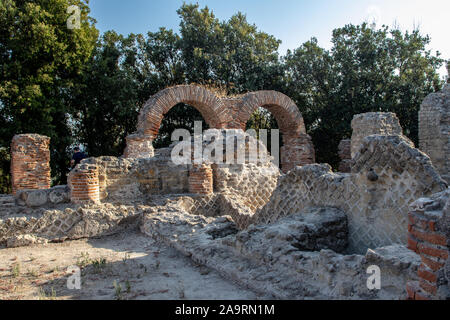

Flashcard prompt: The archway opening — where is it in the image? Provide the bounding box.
[245,107,283,168]
[153,103,210,149]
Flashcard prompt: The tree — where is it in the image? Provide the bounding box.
[284,24,444,167]
[176,3,283,93]
[70,31,141,157]
[0,0,98,188]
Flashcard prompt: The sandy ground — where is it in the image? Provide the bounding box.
[0,230,262,300]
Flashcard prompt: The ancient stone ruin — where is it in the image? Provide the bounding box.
[1,84,449,300]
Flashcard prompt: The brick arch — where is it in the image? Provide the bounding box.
[238,91,307,134]
[136,85,227,136]
[238,91,315,172]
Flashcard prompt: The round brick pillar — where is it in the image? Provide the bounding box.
[68,164,100,203]
[189,164,213,195]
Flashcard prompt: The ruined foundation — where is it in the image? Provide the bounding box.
[1,85,449,300]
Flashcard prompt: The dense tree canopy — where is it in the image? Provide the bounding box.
[283,24,444,164]
[0,1,446,193]
[0,0,98,190]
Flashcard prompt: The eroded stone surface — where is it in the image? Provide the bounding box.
[419,84,450,183]
[140,203,420,300]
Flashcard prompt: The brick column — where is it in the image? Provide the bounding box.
[11,134,51,195]
[123,133,155,159]
[189,164,213,195]
[281,134,315,173]
[406,191,449,300]
[338,139,351,173]
[68,163,100,203]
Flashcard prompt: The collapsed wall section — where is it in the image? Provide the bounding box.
[350,112,405,159]
[77,153,190,202]
[251,135,447,253]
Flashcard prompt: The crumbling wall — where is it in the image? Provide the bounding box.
[68,163,100,203]
[140,203,421,300]
[351,113,405,158]
[10,134,51,195]
[419,84,450,183]
[251,135,447,253]
[15,186,70,208]
[123,133,155,159]
[68,151,190,203]
[213,162,280,210]
[406,188,449,300]
[0,203,144,247]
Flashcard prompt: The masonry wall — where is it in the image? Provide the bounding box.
[69,149,190,203]
[351,113,404,158]
[189,164,213,195]
[419,84,450,183]
[126,85,316,172]
[68,163,100,203]
[250,134,447,253]
[11,134,51,195]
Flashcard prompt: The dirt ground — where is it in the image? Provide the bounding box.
[0,230,263,300]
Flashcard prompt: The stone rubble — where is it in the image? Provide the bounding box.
[2,84,450,300]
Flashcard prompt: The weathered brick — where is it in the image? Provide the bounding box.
[11,134,51,195]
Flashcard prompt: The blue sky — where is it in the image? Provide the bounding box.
[89,0,449,77]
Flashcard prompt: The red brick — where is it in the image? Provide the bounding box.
[407,235,419,253]
[410,227,447,246]
[421,255,445,272]
[11,134,51,194]
[418,243,448,260]
[419,278,437,295]
[417,264,437,283]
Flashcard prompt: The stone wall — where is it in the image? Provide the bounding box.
[68,152,190,203]
[350,113,405,158]
[15,186,69,208]
[251,135,447,253]
[406,189,449,300]
[141,202,421,300]
[10,134,51,195]
[123,133,155,159]
[419,84,450,183]
[0,203,144,247]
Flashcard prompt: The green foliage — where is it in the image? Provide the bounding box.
[177,4,283,93]
[70,31,141,157]
[284,24,444,167]
[0,3,445,192]
[0,0,98,186]
[0,147,11,193]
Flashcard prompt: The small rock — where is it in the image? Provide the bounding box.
[25,190,48,207]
